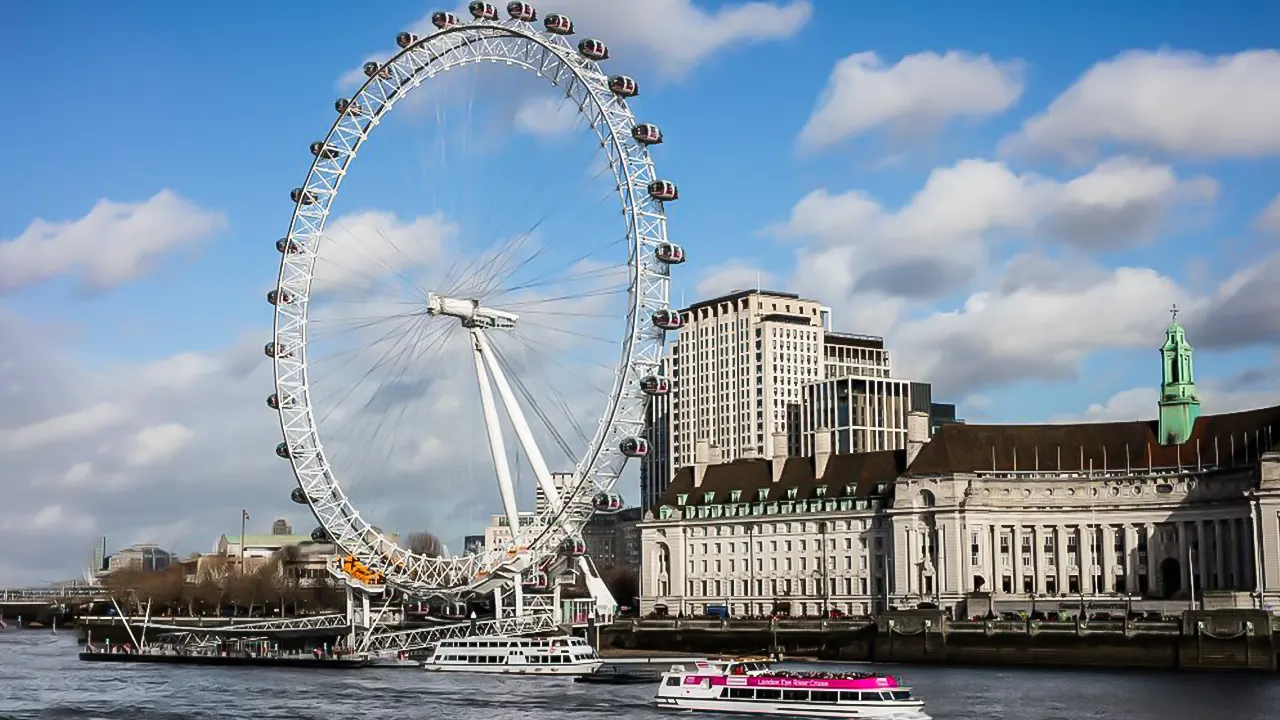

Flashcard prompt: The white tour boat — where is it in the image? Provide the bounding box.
[654,658,930,719]
[421,634,604,675]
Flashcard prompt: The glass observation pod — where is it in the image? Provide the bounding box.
[507,2,537,21]
[290,487,309,504]
[620,436,650,457]
[431,11,460,29]
[362,61,392,80]
[593,492,624,512]
[631,123,662,145]
[267,289,293,306]
[276,238,301,254]
[560,537,588,556]
[655,242,685,264]
[544,13,574,34]
[290,188,317,205]
[396,32,418,48]
[263,342,291,359]
[647,180,678,202]
[651,308,682,330]
[267,393,294,409]
[335,98,367,116]
[469,2,500,21]
[640,375,671,396]
[578,38,609,61]
[312,526,332,543]
[310,141,339,159]
[276,442,293,459]
[609,75,638,97]
[523,571,550,590]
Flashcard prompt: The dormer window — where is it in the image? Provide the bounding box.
[786,487,798,500]
[730,490,742,503]
[844,484,855,496]
[874,483,887,494]
[703,491,715,504]
[815,485,827,498]
[658,506,673,519]
[757,488,769,502]
[677,493,688,506]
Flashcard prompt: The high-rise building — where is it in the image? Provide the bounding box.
[641,289,926,513]
[272,518,292,535]
[535,472,573,515]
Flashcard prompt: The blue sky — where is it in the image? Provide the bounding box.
[1,1,1278,581]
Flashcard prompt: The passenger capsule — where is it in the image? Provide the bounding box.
[267,392,294,410]
[396,32,418,49]
[650,308,682,330]
[620,436,650,458]
[640,375,671,396]
[469,2,499,20]
[276,238,302,254]
[310,141,339,160]
[264,341,291,359]
[267,289,293,306]
[655,242,685,264]
[276,442,292,459]
[363,61,380,78]
[290,487,309,504]
[335,98,366,116]
[593,492,624,513]
[311,526,332,543]
[432,11,460,29]
[291,188,317,205]
[560,537,588,556]
[577,38,608,61]
[506,2,537,21]
[647,180,678,202]
[608,75,638,97]
[523,571,550,590]
[631,123,662,145]
[544,13,573,34]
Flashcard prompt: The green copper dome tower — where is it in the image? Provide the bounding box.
[1157,304,1200,446]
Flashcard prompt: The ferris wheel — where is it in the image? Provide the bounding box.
[266,2,687,600]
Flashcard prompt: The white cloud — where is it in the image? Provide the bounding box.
[0,403,130,452]
[0,190,226,293]
[696,261,775,299]
[1001,49,1280,162]
[1255,193,1280,235]
[64,461,93,485]
[769,156,1214,304]
[125,423,195,468]
[1056,366,1280,424]
[311,210,456,293]
[798,51,1024,152]
[514,96,583,138]
[0,504,95,535]
[338,1,811,90]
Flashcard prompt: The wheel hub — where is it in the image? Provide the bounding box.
[425,292,519,330]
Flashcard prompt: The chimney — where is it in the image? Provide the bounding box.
[815,429,832,480]
[771,431,788,483]
[694,438,710,488]
[906,410,930,466]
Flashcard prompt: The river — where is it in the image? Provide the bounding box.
[0,631,1276,719]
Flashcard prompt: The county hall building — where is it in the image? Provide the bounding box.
[638,314,1280,618]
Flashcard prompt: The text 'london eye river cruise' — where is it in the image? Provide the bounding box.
[653,658,930,719]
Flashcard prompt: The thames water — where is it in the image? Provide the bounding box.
[1,631,1277,719]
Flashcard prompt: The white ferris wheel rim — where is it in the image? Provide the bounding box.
[268,11,674,598]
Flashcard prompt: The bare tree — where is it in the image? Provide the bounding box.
[406,531,445,558]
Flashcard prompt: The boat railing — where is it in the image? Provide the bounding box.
[765,670,882,680]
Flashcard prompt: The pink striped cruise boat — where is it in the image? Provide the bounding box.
[653,658,930,718]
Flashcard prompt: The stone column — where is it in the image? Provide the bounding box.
[1177,521,1190,596]
[1214,520,1226,591]
[1054,525,1068,593]
[1125,525,1139,594]
[1034,526,1047,594]
[1145,524,1159,594]
[1229,517,1243,590]
[1196,520,1208,596]
[1012,525,1024,592]
[990,524,1001,593]
[1101,525,1115,594]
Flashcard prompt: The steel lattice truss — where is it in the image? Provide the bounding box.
[270,10,675,598]
[135,614,351,635]
[361,611,561,654]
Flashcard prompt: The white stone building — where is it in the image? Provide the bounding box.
[639,318,1280,617]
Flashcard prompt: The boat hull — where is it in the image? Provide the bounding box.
[421,660,603,675]
[654,696,930,719]
[78,652,367,669]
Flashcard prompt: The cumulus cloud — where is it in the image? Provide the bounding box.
[1001,49,1280,162]
[1055,363,1280,424]
[695,260,775,299]
[768,157,1214,304]
[1255,193,1280,235]
[798,51,1024,152]
[0,190,226,294]
[513,96,583,138]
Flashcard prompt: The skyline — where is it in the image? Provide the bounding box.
[2,0,1278,584]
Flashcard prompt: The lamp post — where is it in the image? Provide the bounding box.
[240,509,249,575]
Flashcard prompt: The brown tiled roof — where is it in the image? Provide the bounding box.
[908,403,1280,475]
[654,450,906,508]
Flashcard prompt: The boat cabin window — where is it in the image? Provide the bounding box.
[755,689,781,700]
[782,690,807,702]
[664,676,681,686]
[810,691,838,703]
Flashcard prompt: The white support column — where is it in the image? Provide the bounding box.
[515,578,525,617]
[471,330,520,533]
[473,329,562,513]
